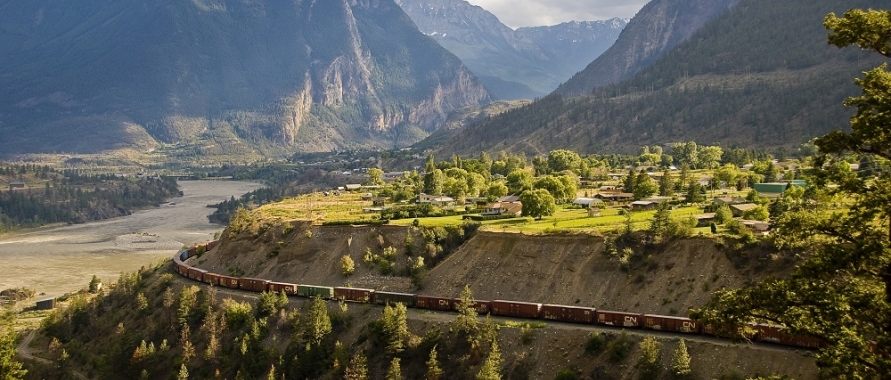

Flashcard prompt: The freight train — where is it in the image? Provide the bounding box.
[173,242,823,350]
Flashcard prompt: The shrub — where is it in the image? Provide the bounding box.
[341,255,355,276]
[585,331,607,354]
[222,298,253,328]
[607,331,634,362]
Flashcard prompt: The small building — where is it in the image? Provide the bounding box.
[36,297,56,310]
[360,193,374,201]
[572,198,604,208]
[482,202,523,217]
[345,184,362,191]
[372,197,387,207]
[496,195,521,203]
[588,208,602,217]
[642,196,672,204]
[713,196,746,206]
[631,201,658,211]
[730,203,760,217]
[8,181,26,191]
[741,220,771,236]
[695,213,717,227]
[384,171,407,181]
[595,192,634,203]
[418,193,455,207]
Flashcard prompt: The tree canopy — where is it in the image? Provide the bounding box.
[695,8,891,378]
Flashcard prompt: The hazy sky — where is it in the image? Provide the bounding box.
[466,0,649,28]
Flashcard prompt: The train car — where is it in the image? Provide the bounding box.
[492,300,541,319]
[217,275,240,289]
[596,310,643,328]
[642,315,700,333]
[417,295,453,311]
[240,278,270,292]
[203,272,221,286]
[452,298,492,314]
[753,324,823,348]
[334,287,374,303]
[179,250,190,262]
[187,267,207,282]
[541,304,595,324]
[298,285,334,299]
[205,241,219,251]
[268,282,298,295]
[374,291,416,307]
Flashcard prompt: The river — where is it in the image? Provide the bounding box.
[0,180,264,298]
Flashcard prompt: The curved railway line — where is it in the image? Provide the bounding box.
[174,242,824,351]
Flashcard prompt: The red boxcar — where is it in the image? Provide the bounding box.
[642,315,699,333]
[753,324,823,348]
[217,275,240,289]
[268,282,298,295]
[596,310,642,328]
[334,287,374,303]
[417,295,454,311]
[205,241,219,251]
[541,304,595,323]
[240,278,269,292]
[203,272,220,286]
[492,300,541,319]
[452,299,492,314]
[187,267,206,282]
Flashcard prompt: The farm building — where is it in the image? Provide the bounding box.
[572,198,604,208]
[631,201,658,211]
[36,297,56,310]
[8,181,26,191]
[730,203,760,217]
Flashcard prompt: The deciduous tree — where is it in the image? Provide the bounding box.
[519,189,556,220]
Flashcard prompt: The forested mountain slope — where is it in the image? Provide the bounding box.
[555,0,739,97]
[433,0,884,156]
[0,0,490,157]
[396,0,626,99]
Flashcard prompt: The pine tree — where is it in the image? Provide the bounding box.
[659,170,675,196]
[177,363,189,380]
[637,336,662,379]
[453,285,478,334]
[386,358,403,380]
[425,346,444,380]
[671,339,692,377]
[180,325,195,364]
[344,352,368,380]
[304,296,332,346]
[381,303,409,354]
[476,341,502,380]
[0,326,26,380]
[88,275,101,293]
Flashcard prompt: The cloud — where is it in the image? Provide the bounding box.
[467,0,648,28]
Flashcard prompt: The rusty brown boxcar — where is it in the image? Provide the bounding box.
[374,291,416,307]
[492,300,541,319]
[239,278,269,292]
[453,299,492,314]
[205,241,219,251]
[541,304,595,323]
[753,324,823,348]
[642,315,699,333]
[596,310,642,328]
[334,287,374,303]
[417,295,454,311]
[217,275,240,289]
[203,272,221,286]
[268,282,298,295]
[187,267,206,282]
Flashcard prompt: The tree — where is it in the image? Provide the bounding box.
[366,168,384,186]
[742,205,769,221]
[425,346,444,380]
[633,171,658,200]
[177,363,189,380]
[88,275,101,293]
[345,352,368,380]
[340,255,355,277]
[424,169,445,195]
[303,296,332,346]
[697,145,724,170]
[671,339,692,378]
[453,285,478,334]
[476,341,502,380]
[533,176,565,201]
[386,358,403,380]
[622,167,637,193]
[380,303,409,354]
[548,149,582,173]
[0,318,26,380]
[506,170,533,195]
[695,10,891,378]
[486,182,508,199]
[714,164,741,189]
[714,204,732,224]
[659,170,675,196]
[636,336,661,379]
[519,189,556,220]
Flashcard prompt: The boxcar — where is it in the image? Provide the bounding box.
[240,278,269,292]
[453,298,492,314]
[298,285,334,299]
[596,310,642,328]
[417,295,453,311]
[753,324,822,348]
[374,291,416,307]
[541,304,595,323]
[642,315,699,333]
[187,267,206,282]
[179,250,190,262]
[217,275,240,289]
[206,241,219,251]
[268,282,298,295]
[492,300,541,319]
[334,287,374,303]
[203,272,221,286]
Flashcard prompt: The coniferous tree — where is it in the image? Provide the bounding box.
[671,339,692,377]
[637,336,662,379]
[0,323,26,380]
[476,341,502,380]
[386,358,403,380]
[177,363,189,380]
[344,353,368,380]
[304,296,332,346]
[425,346,444,380]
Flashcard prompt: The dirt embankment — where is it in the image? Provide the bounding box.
[423,231,787,316]
[194,221,419,291]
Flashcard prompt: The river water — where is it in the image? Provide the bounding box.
[0,180,263,298]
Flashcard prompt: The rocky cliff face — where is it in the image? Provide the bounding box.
[396,0,626,99]
[556,0,740,96]
[0,0,490,156]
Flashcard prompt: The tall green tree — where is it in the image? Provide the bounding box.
[636,336,662,379]
[671,339,692,378]
[380,303,409,354]
[519,189,556,220]
[425,346,444,380]
[476,341,502,380]
[0,312,26,380]
[633,171,658,200]
[303,297,332,346]
[696,9,891,378]
[658,170,675,196]
[386,358,403,380]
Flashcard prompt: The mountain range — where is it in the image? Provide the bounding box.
[0,0,490,156]
[396,0,627,99]
[432,0,886,156]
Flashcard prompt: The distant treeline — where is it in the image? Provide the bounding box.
[0,164,180,232]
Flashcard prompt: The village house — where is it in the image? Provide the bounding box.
[482,201,523,217]
[595,192,634,203]
[572,197,604,208]
[417,193,455,207]
[695,213,717,227]
[712,196,746,206]
[730,203,760,217]
[8,181,26,191]
[741,220,771,236]
[631,200,659,211]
